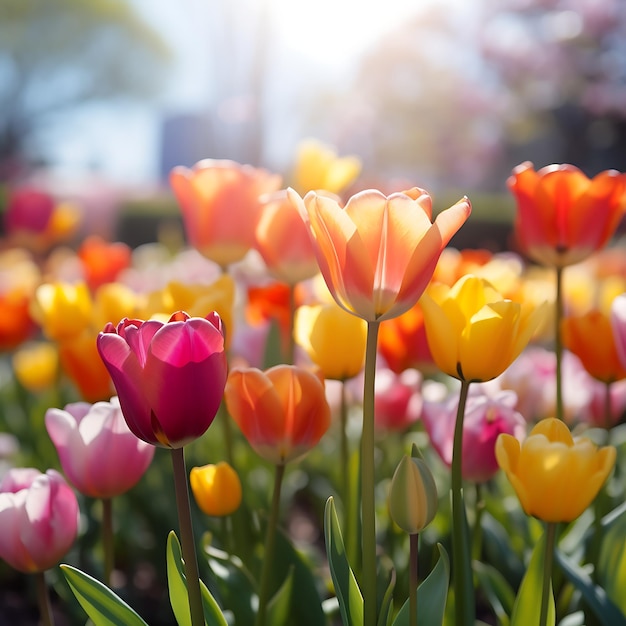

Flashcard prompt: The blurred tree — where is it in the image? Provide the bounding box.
[334,0,626,191]
[0,0,170,181]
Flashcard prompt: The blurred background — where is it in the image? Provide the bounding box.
[1,0,626,235]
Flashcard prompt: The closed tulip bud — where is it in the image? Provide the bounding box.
[388,448,438,534]
[496,418,616,523]
[190,462,242,517]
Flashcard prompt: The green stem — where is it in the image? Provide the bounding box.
[362,320,380,626]
[409,533,419,626]
[471,482,485,562]
[340,380,357,570]
[256,463,286,626]
[171,447,205,626]
[540,522,557,626]
[102,498,114,588]
[451,378,474,626]
[35,570,54,626]
[555,265,564,422]
[219,401,235,466]
[604,381,613,435]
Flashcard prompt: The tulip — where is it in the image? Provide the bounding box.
[507,161,626,268]
[254,191,320,285]
[294,303,367,381]
[422,387,526,483]
[78,235,132,290]
[562,309,626,383]
[96,311,228,448]
[29,282,93,342]
[374,368,423,433]
[420,274,546,383]
[190,461,242,517]
[291,138,361,195]
[288,187,471,322]
[496,418,616,523]
[388,451,438,535]
[12,342,59,393]
[0,468,79,573]
[170,159,282,268]
[45,397,154,499]
[224,364,331,466]
[611,293,626,369]
[93,282,139,333]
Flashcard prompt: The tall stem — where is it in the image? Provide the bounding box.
[409,533,419,626]
[218,401,235,465]
[35,571,54,626]
[102,497,114,587]
[471,482,485,562]
[554,266,564,422]
[539,522,557,626]
[340,380,358,570]
[171,447,204,626]
[362,320,380,626]
[451,378,474,626]
[256,463,286,626]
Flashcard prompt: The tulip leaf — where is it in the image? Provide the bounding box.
[377,568,396,626]
[266,566,294,626]
[60,564,149,626]
[324,496,364,626]
[392,542,450,626]
[555,549,626,625]
[510,529,555,626]
[166,531,228,626]
[597,502,626,616]
[473,560,515,626]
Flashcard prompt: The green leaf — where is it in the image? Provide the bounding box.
[324,496,364,626]
[510,530,555,626]
[392,543,450,626]
[473,560,515,626]
[597,502,626,616]
[556,549,626,625]
[377,569,396,626]
[60,564,149,626]
[166,531,228,626]
[266,566,294,626]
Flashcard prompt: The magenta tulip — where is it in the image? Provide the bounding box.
[97,311,228,448]
[422,388,526,483]
[45,397,155,498]
[0,468,79,573]
[374,367,423,432]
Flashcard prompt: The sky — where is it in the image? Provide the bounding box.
[50,0,437,186]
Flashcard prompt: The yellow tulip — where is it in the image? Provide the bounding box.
[294,303,367,380]
[93,283,138,331]
[420,274,546,382]
[496,418,616,523]
[29,282,93,342]
[12,342,59,392]
[189,462,242,517]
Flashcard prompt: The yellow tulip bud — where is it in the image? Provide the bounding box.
[496,418,616,523]
[388,449,438,534]
[190,462,242,517]
[12,342,59,392]
[294,303,367,380]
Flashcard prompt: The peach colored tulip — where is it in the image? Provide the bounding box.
[224,365,331,465]
[288,187,471,322]
[507,162,626,268]
[170,159,282,268]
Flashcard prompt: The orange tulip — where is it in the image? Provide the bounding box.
[78,236,132,290]
[170,159,282,268]
[224,365,331,465]
[288,187,471,322]
[507,162,626,268]
[562,310,626,383]
[254,191,320,285]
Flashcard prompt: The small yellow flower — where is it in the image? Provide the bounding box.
[190,462,242,517]
[388,449,438,534]
[13,342,59,392]
[420,274,546,382]
[294,303,367,380]
[496,418,616,523]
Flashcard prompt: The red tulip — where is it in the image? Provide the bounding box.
[97,311,227,448]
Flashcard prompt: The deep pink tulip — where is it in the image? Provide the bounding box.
[45,397,155,498]
[583,378,626,429]
[374,368,423,432]
[0,468,79,573]
[97,311,228,448]
[611,293,626,369]
[422,388,526,483]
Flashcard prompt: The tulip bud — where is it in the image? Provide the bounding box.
[190,462,242,517]
[388,447,438,534]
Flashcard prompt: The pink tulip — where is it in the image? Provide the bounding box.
[582,378,626,429]
[422,388,526,483]
[0,468,79,573]
[611,293,626,369]
[45,397,155,498]
[96,311,228,448]
[374,368,423,432]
